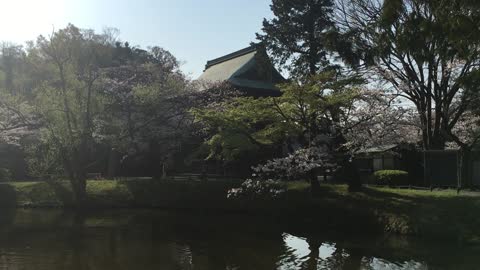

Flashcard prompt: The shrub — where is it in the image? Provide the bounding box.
[227,179,286,200]
[0,168,12,182]
[372,170,409,186]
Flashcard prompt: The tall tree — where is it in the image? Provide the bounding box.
[0,43,26,94]
[0,24,195,193]
[256,0,336,77]
[99,55,189,178]
[29,24,109,202]
[335,0,480,150]
[193,72,363,189]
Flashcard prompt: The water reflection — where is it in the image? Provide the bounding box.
[281,233,430,270]
[0,209,476,269]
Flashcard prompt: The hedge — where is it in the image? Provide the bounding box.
[372,170,409,186]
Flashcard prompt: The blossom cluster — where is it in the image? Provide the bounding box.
[252,146,335,181]
[227,179,286,200]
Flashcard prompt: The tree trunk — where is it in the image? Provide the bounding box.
[161,162,167,180]
[303,239,321,270]
[106,148,118,179]
[345,160,362,192]
[309,170,320,195]
[459,148,471,190]
[71,177,87,206]
[430,134,446,150]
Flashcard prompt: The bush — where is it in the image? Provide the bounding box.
[372,170,409,186]
[0,168,12,182]
[227,179,286,200]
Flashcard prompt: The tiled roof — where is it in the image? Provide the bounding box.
[197,45,285,93]
[204,46,257,70]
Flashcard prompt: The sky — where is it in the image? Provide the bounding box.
[0,0,273,78]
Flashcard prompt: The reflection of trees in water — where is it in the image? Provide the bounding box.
[301,239,363,270]
[283,232,434,270]
[302,238,320,270]
[154,215,286,270]
[279,234,346,270]
[58,210,287,270]
[0,209,476,270]
[281,232,427,270]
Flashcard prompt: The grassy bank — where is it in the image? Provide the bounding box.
[0,179,240,209]
[1,179,480,242]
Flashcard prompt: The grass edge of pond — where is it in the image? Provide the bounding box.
[0,179,479,244]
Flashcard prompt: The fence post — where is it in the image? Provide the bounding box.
[457,150,462,194]
[423,151,430,190]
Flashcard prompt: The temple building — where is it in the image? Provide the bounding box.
[198,45,286,97]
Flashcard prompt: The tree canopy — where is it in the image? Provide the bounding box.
[256,0,337,77]
[0,24,193,202]
[335,0,480,150]
[2,0,480,200]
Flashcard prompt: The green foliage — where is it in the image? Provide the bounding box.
[23,137,64,179]
[19,25,111,196]
[193,71,363,165]
[0,24,191,201]
[372,170,409,186]
[336,0,480,149]
[379,0,404,26]
[256,0,336,76]
[192,95,282,162]
[99,64,189,160]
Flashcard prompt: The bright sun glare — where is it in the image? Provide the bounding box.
[0,0,66,43]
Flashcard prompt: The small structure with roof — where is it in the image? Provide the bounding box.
[198,45,286,97]
[355,144,400,173]
[354,143,424,184]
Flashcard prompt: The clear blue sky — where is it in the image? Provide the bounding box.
[0,0,273,78]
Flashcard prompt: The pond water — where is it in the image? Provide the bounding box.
[0,209,477,270]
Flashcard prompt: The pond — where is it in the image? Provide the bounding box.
[0,209,477,270]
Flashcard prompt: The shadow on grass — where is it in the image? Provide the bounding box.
[357,187,419,206]
[46,181,75,206]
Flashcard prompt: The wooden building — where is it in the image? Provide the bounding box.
[354,144,424,185]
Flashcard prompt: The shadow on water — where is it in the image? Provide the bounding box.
[0,208,477,269]
[0,184,17,208]
[118,179,238,209]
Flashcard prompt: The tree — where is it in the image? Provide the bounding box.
[341,90,421,152]
[0,25,195,197]
[96,44,227,179]
[0,43,27,94]
[26,25,111,203]
[194,72,362,191]
[0,91,37,144]
[99,56,190,178]
[256,0,336,77]
[335,0,480,150]
[192,95,279,163]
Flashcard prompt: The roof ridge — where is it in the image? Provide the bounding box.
[205,45,257,70]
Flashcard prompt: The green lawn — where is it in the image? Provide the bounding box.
[281,182,480,243]
[1,179,480,242]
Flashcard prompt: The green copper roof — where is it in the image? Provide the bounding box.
[198,49,256,82]
[197,45,285,94]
